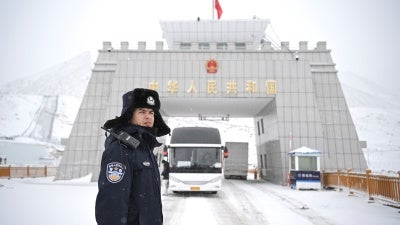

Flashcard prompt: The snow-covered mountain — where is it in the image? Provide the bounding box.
[0,53,399,172]
[338,71,400,172]
[0,52,92,97]
[338,71,400,109]
[0,52,92,145]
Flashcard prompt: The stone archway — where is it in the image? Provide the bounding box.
[55,19,367,184]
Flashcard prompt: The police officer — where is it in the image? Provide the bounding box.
[95,88,170,225]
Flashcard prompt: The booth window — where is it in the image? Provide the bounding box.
[290,156,296,170]
[298,156,318,171]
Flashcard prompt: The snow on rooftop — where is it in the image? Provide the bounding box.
[289,146,322,156]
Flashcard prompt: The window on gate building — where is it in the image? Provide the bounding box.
[199,43,210,50]
[264,154,268,169]
[217,43,227,50]
[180,43,191,50]
[235,43,246,50]
[261,118,264,134]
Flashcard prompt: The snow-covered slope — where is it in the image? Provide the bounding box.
[338,71,400,109]
[0,52,92,145]
[0,54,399,172]
[338,71,400,172]
[0,52,92,97]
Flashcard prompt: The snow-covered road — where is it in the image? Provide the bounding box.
[163,179,331,225]
[162,178,400,225]
[0,176,399,225]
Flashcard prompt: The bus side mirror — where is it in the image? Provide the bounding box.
[163,145,168,157]
[223,146,228,158]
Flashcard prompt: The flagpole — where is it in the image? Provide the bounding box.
[212,0,215,20]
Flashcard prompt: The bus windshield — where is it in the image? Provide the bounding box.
[170,147,222,173]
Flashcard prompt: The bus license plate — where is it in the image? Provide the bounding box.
[190,186,200,191]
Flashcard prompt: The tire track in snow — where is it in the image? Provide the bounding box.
[221,179,270,224]
[236,180,336,225]
[163,190,251,225]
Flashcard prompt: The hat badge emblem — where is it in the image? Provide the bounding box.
[147,96,155,105]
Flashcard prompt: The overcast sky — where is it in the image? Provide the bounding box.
[1,0,399,94]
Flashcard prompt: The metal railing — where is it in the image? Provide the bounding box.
[0,165,57,178]
[322,169,400,203]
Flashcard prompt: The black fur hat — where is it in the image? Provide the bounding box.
[121,88,160,115]
[104,88,170,137]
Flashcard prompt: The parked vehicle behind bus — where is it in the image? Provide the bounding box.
[223,142,248,180]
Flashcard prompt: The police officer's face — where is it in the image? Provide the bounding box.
[131,108,155,127]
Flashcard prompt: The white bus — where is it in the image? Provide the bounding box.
[164,127,227,194]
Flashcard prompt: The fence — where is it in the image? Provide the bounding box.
[322,169,400,203]
[0,166,57,178]
[1,166,399,203]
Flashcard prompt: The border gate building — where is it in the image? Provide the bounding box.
[56,19,367,184]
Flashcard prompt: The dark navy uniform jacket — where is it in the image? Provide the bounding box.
[95,124,163,225]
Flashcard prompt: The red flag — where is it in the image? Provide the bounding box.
[215,0,223,19]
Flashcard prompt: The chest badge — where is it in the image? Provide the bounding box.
[142,161,151,167]
[106,162,126,183]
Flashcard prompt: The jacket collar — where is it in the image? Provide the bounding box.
[119,123,162,149]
